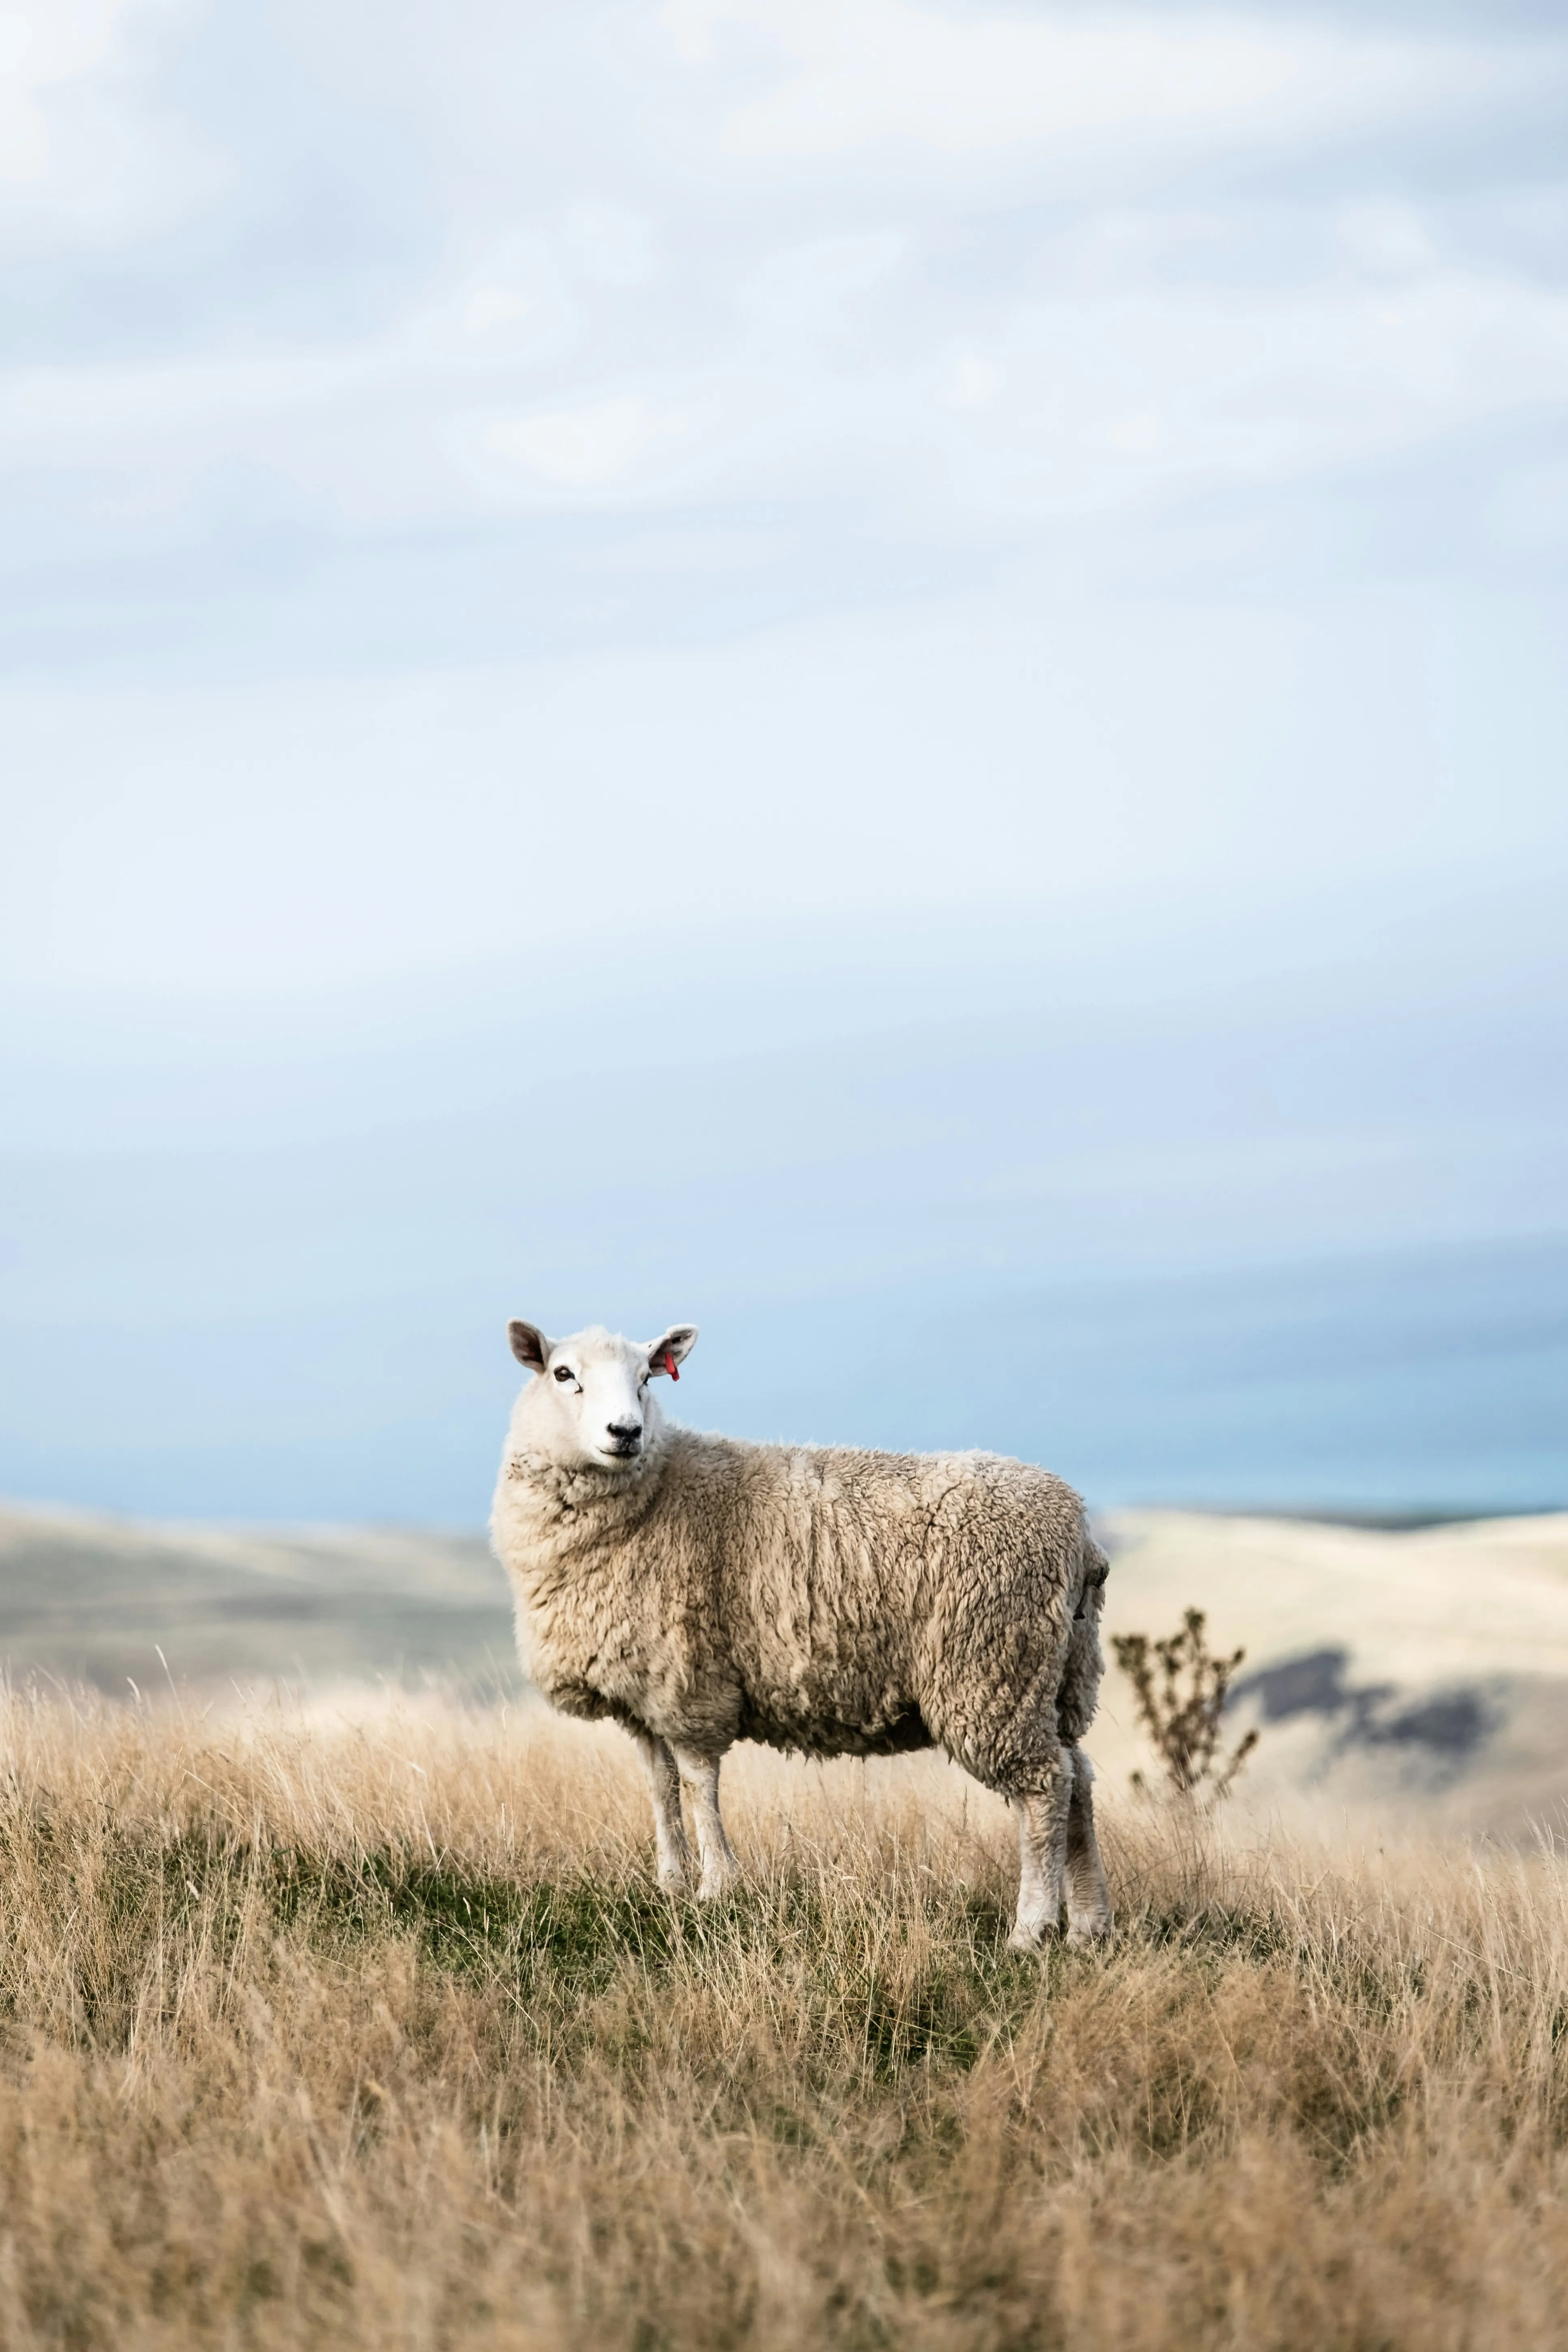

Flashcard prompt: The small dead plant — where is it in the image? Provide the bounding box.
[1112,1607,1259,1800]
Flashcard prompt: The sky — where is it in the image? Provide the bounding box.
[1,0,1566,1521]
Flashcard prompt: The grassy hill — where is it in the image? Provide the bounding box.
[0,1499,516,1693]
[4,1693,1568,2351]
[6,1503,1568,2344]
[5,1495,1568,1830]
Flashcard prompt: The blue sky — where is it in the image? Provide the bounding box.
[2,0,1565,1520]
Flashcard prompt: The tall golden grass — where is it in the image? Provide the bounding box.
[4,1686,1568,2349]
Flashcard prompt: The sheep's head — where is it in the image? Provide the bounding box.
[507,1319,697,1471]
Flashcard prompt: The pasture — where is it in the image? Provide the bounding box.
[4,1690,1568,2349]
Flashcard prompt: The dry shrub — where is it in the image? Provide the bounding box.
[2,1685,1568,2348]
[1112,1608,1259,1799]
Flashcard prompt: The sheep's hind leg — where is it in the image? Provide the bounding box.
[630,1729,690,1892]
[1063,1746,1113,1948]
[671,1745,739,1900]
[1007,1746,1073,1953]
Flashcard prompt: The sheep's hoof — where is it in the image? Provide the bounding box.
[657,1866,688,1894]
[1006,1920,1050,1955]
[1065,1919,1114,1951]
[697,1869,738,1902]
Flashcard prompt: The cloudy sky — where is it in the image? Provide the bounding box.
[2,0,1566,1518]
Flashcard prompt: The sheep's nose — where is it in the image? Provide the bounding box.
[606,1419,641,1444]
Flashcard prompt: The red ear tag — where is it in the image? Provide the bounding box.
[663,1348,680,1380]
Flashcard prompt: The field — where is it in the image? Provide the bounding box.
[6,1690,1568,2350]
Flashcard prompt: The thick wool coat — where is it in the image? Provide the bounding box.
[491,1423,1108,1799]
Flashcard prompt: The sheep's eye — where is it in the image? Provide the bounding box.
[552,1365,574,1385]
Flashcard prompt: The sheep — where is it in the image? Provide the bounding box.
[490,1318,1112,1951]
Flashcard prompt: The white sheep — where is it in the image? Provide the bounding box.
[490,1319,1112,1951]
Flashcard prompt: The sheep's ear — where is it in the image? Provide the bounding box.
[645,1324,697,1377]
[508,1320,552,1374]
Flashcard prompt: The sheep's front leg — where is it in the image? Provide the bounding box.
[1007,1747,1073,1952]
[670,1745,738,1900]
[629,1729,690,1892]
[1064,1746,1113,1948]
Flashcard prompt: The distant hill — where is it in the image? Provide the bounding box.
[0,1501,517,1693]
[7,1496,1568,1833]
[1098,1509,1568,1834]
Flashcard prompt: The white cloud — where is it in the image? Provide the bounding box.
[4,56,1565,568]
[1335,200,1441,279]
[740,229,907,337]
[0,0,221,254]
[563,200,659,287]
[673,0,1525,180]
[14,244,1565,537]
[0,0,1564,620]
[465,391,667,493]
[1487,458,1568,554]
[925,271,1568,519]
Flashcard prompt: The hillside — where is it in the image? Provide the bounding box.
[0,1499,515,1692]
[5,1691,1568,2350]
[1099,1508,1568,1833]
[5,1496,1568,1830]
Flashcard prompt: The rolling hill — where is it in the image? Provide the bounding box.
[0,1498,515,1693]
[4,1495,1567,1831]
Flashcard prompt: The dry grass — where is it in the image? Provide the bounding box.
[4,1691,1568,2350]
